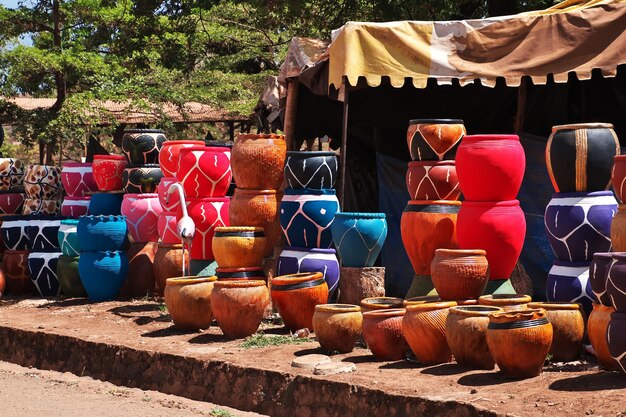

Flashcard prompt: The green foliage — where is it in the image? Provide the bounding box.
[240,332,313,349]
[209,408,234,417]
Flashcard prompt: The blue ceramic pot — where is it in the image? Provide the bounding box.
[544,191,617,262]
[89,192,123,215]
[58,219,81,256]
[78,215,127,251]
[78,251,128,301]
[331,212,388,267]
[546,260,594,316]
[0,215,30,250]
[28,250,62,297]
[26,216,63,251]
[277,246,340,300]
[284,151,338,190]
[279,188,340,248]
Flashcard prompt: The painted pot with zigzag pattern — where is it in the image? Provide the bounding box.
[122,129,166,165]
[284,151,337,190]
[26,216,63,252]
[406,119,465,161]
[331,212,387,267]
[406,161,460,201]
[177,146,232,198]
[159,140,205,177]
[183,197,230,260]
[546,123,619,193]
[546,260,594,316]
[120,193,163,243]
[28,250,62,297]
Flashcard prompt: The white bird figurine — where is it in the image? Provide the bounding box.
[166,183,195,276]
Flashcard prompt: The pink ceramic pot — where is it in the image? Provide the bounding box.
[182,197,230,260]
[158,211,179,244]
[61,196,91,218]
[61,162,97,197]
[121,193,164,243]
[92,155,127,191]
[176,146,232,198]
[157,177,181,212]
[159,140,205,177]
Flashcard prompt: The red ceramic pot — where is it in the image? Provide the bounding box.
[406,161,460,201]
[612,155,626,203]
[362,309,409,361]
[121,193,163,243]
[157,211,179,244]
[456,135,525,201]
[61,162,97,197]
[159,140,205,178]
[157,177,181,212]
[2,249,35,295]
[183,197,230,260]
[176,146,232,198]
[0,193,25,215]
[457,200,526,280]
[92,155,127,191]
[61,196,91,218]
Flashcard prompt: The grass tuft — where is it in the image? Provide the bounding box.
[240,332,313,349]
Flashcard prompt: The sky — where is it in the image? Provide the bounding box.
[0,0,20,7]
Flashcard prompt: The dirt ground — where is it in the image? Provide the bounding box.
[1,297,626,417]
[0,360,265,417]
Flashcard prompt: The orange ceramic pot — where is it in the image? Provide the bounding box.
[271,272,328,332]
[0,268,5,296]
[164,276,216,330]
[610,205,626,252]
[211,280,270,338]
[230,188,283,257]
[528,302,584,362]
[403,295,441,307]
[401,200,460,275]
[312,304,363,353]
[403,301,456,365]
[212,226,267,268]
[120,241,158,297]
[431,249,489,300]
[2,249,35,295]
[446,305,503,369]
[479,294,531,311]
[231,133,286,190]
[216,266,266,281]
[486,309,553,379]
[153,243,190,296]
[362,309,408,361]
[360,296,404,313]
[588,303,620,370]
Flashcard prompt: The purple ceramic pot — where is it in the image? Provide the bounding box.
[590,252,615,306]
[277,246,340,301]
[546,260,594,316]
[607,253,626,312]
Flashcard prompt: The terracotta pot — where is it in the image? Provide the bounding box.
[212,227,266,268]
[284,151,338,190]
[430,249,489,300]
[312,304,363,353]
[547,123,619,193]
[0,192,25,215]
[280,189,340,249]
[403,295,441,307]
[527,302,584,362]
[23,164,62,200]
[123,164,164,194]
[406,119,465,161]
[230,188,281,257]
[361,297,404,313]
[92,155,127,191]
[22,198,61,215]
[406,161,460,201]
[231,133,286,189]
[2,249,35,295]
[61,162,97,197]
[120,241,158,297]
[457,200,525,280]
[216,266,265,281]
[362,308,408,360]
[184,197,230,260]
[456,134,525,201]
[588,303,620,370]
[607,253,626,312]
[401,200,460,275]
[486,309,552,378]
[122,129,166,165]
[0,158,25,192]
[28,250,62,297]
[153,244,189,295]
[331,212,387,267]
[121,193,163,243]
[607,312,626,374]
[547,260,594,316]
[159,140,205,177]
[157,212,179,244]
[89,191,123,216]
[157,177,180,212]
[277,247,340,300]
[0,268,4,297]
[211,280,270,338]
[164,276,216,330]
[61,196,91,218]
[479,294,531,311]
[177,146,232,198]
[611,204,626,252]
[590,252,613,306]
[612,155,626,203]
[271,272,329,331]
[446,306,503,369]
[403,301,456,365]
[78,250,128,301]
[56,255,87,297]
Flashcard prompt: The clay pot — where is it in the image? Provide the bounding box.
[184,197,230,260]
[284,151,338,190]
[154,243,189,295]
[400,200,460,275]
[231,133,286,189]
[77,215,127,252]
[446,306,503,369]
[92,155,127,191]
[159,140,205,177]
[361,297,404,313]
[123,164,164,194]
[230,188,281,257]
[61,162,97,197]
[0,215,30,250]
[607,253,626,312]
[457,200,525,280]
[22,198,61,216]
[157,177,180,212]
[280,189,340,249]
[23,164,62,200]
[271,272,329,331]
[216,266,266,281]
[362,308,408,360]
[547,261,594,316]
[277,247,340,300]
[588,303,620,370]
[120,241,158,297]
[26,216,62,251]
[78,250,128,301]
[331,212,387,268]
[527,302,584,362]
[121,193,163,243]
[0,192,25,215]
[121,129,166,165]
[177,146,232,198]
[406,161,460,201]
[157,212,179,244]
[0,268,4,297]
[0,158,24,192]
[456,134,525,201]
[406,119,465,161]
[589,252,613,306]
[403,295,441,307]
[212,227,266,268]
[211,280,270,338]
[61,196,90,218]
[2,249,35,295]
[403,301,456,365]
[28,250,62,297]
[58,220,80,256]
[479,294,531,311]
[164,276,216,330]
[430,249,489,300]
[611,205,626,252]
[547,123,619,193]
[312,304,363,353]
[89,192,123,216]
[56,255,87,297]
[607,312,626,374]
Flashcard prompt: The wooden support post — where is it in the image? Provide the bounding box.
[284,80,299,151]
[338,267,386,305]
[339,80,350,208]
[229,122,235,142]
[514,77,528,132]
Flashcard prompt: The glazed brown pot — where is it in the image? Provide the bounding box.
[211,280,270,338]
[230,188,283,257]
[153,244,190,296]
[360,296,404,313]
[588,303,620,370]
[312,304,363,353]
[403,301,456,365]
[431,249,489,300]
[0,268,5,297]
[164,276,216,330]
[212,226,267,268]
[2,249,35,295]
[611,205,626,252]
[486,309,553,379]
[271,272,329,332]
[231,133,286,190]
[479,294,531,311]
[121,241,158,297]
[362,308,408,361]
[528,302,584,362]
[446,305,503,369]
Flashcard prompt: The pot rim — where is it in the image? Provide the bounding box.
[362,308,406,318]
[157,243,184,249]
[460,200,520,208]
[186,196,231,203]
[614,155,626,161]
[62,162,92,168]
[60,219,79,225]
[213,279,267,289]
[236,133,285,141]
[159,177,178,182]
[125,164,161,169]
[4,249,30,254]
[527,301,582,311]
[549,190,615,199]
[334,212,386,219]
[407,160,456,167]
[550,260,592,268]
[216,266,265,273]
[179,146,231,154]
[449,305,503,317]
[406,200,462,206]
[63,196,91,201]
[79,214,126,222]
[272,272,324,286]
[281,246,336,254]
[286,151,336,157]
[462,134,519,142]
[161,140,205,146]
[479,294,532,305]
[122,193,159,199]
[488,308,547,323]
[552,123,614,131]
[361,297,404,308]
[403,296,441,306]
[76,249,125,256]
[166,276,217,286]
[283,188,336,196]
[592,302,615,312]
[405,301,457,313]
[315,303,361,313]
[123,129,165,134]
[233,189,279,196]
[434,248,486,257]
[93,154,126,161]
[26,164,61,169]
[409,119,464,125]
[214,226,265,236]
[593,252,617,260]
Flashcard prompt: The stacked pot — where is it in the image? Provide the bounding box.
[544,124,619,315]
[26,216,64,297]
[60,162,98,217]
[91,155,127,215]
[401,119,464,296]
[0,157,26,216]
[0,216,35,295]
[23,164,63,215]
[56,219,87,297]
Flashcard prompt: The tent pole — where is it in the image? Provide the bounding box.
[284,79,299,151]
[339,78,350,208]
[514,77,528,132]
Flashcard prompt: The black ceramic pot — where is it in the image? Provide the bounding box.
[28,250,62,297]
[25,216,64,251]
[407,119,465,161]
[123,164,164,194]
[0,215,30,250]
[607,253,626,312]
[284,151,338,190]
[121,129,167,165]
